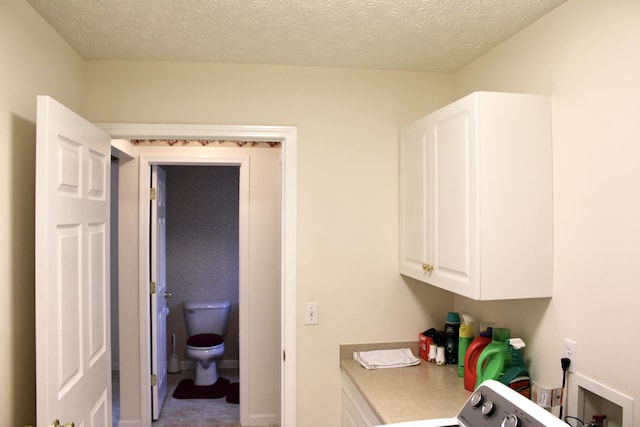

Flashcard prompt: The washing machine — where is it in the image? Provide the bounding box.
[380,380,568,427]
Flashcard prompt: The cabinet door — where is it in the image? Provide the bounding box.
[342,390,366,427]
[399,117,431,281]
[428,96,478,298]
[342,372,382,427]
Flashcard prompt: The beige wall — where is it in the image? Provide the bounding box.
[0,1,84,426]
[453,0,640,421]
[9,0,636,426]
[83,62,456,426]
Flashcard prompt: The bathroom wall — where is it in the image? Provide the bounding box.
[164,165,241,363]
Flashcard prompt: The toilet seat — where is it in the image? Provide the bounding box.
[187,333,224,349]
[185,333,225,386]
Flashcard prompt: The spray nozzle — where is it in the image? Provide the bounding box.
[507,338,526,350]
[461,314,475,325]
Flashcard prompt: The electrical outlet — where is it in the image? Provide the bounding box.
[562,338,577,373]
[305,302,319,325]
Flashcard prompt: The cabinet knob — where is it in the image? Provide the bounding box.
[422,263,434,272]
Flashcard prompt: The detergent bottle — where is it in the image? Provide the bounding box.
[498,338,531,398]
[463,325,493,391]
[457,314,475,378]
[474,328,511,389]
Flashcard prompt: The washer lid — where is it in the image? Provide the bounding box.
[184,300,231,310]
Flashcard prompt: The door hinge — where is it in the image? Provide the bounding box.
[151,374,157,386]
[150,187,157,200]
[283,350,286,362]
[150,281,156,294]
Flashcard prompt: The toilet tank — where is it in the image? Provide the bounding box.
[183,300,231,336]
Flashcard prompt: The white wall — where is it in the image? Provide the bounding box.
[453,0,640,421]
[82,62,456,426]
[0,1,84,425]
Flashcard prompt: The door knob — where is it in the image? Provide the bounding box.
[164,291,173,298]
[422,263,434,272]
[51,420,75,427]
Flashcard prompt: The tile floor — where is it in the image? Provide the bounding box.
[113,368,242,427]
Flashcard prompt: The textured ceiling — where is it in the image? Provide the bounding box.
[27,0,567,72]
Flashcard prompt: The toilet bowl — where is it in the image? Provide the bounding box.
[183,300,231,386]
[186,333,225,385]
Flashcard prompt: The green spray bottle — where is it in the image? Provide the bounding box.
[499,338,531,398]
[475,336,530,398]
[475,329,510,388]
[457,314,475,377]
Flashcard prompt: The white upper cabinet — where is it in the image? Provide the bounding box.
[399,92,553,300]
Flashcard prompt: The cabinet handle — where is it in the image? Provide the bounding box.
[422,264,434,272]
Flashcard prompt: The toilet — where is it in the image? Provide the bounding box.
[183,299,231,386]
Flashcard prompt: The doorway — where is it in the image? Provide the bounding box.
[144,151,279,426]
[160,164,242,423]
[105,124,297,427]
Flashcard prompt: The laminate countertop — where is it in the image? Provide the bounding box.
[340,342,472,425]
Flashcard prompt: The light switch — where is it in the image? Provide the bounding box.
[304,302,319,325]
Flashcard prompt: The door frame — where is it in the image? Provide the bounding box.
[101,123,297,427]
[146,154,251,423]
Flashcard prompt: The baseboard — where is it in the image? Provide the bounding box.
[249,413,280,426]
[219,359,239,369]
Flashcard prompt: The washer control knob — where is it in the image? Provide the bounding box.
[481,400,496,416]
[470,392,484,408]
[501,414,521,427]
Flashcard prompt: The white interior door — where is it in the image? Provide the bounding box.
[35,96,112,427]
[151,165,168,420]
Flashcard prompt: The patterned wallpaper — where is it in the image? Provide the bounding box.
[164,165,240,362]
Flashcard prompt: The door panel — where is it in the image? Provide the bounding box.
[151,165,168,420]
[36,96,112,427]
[430,100,475,293]
[399,116,431,280]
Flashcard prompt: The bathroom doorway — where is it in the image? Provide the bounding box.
[143,146,281,426]
[159,164,243,423]
[105,124,297,427]
[162,164,242,374]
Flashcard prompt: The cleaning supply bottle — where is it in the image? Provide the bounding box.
[498,338,531,398]
[444,312,461,365]
[457,314,475,377]
[474,327,511,389]
[463,326,492,391]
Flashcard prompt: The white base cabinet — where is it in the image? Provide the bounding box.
[342,372,382,427]
[399,92,553,300]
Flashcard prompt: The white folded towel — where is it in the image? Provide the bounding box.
[353,348,420,370]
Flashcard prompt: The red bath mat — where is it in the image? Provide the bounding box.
[172,377,229,399]
[226,382,239,404]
